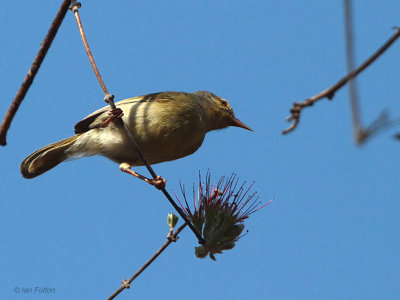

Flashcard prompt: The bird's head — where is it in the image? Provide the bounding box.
[194,91,252,132]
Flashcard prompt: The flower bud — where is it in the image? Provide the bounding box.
[167,213,179,229]
[194,245,209,259]
[176,172,272,260]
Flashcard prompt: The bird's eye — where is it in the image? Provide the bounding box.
[220,99,228,106]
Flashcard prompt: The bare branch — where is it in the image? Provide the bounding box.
[0,0,71,146]
[344,0,365,143]
[343,1,400,145]
[107,224,187,300]
[282,27,400,135]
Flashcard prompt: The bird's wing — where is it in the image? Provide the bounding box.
[73,92,183,134]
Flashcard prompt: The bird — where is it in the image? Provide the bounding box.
[20,91,252,187]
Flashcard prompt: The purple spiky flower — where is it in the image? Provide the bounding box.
[176,172,272,260]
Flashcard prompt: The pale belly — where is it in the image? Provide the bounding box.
[74,122,206,166]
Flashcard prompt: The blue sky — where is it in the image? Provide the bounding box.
[1,1,400,299]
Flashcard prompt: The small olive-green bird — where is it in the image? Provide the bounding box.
[20,91,251,180]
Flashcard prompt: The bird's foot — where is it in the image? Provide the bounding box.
[101,108,124,127]
[120,163,167,190]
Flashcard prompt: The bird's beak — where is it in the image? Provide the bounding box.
[229,116,253,131]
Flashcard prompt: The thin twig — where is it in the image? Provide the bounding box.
[343,1,400,144]
[0,0,71,146]
[282,26,400,135]
[344,0,365,143]
[69,1,109,96]
[70,2,205,244]
[107,223,187,300]
[365,113,400,140]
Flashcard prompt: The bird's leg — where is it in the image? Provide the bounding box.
[119,163,167,190]
[100,108,124,128]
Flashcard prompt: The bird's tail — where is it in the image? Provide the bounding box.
[20,135,79,179]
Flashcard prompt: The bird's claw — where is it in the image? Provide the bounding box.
[101,108,124,128]
[108,108,124,118]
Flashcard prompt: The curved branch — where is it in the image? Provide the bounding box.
[0,0,71,146]
[282,27,400,135]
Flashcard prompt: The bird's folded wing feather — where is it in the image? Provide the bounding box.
[73,92,179,134]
